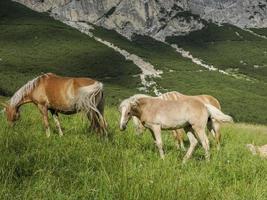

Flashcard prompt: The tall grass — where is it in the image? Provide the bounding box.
[0,105,267,199]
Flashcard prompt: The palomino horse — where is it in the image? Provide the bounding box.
[119,94,233,163]
[246,144,267,158]
[132,91,222,150]
[2,73,107,137]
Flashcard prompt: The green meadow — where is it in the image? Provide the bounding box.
[0,105,267,199]
[0,0,267,199]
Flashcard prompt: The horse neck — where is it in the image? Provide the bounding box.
[11,95,32,110]
[131,101,143,119]
[10,75,42,109]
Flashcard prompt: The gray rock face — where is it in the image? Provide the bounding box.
[14,0,204,39]
[189,0,267,28]
[15,0,267,39]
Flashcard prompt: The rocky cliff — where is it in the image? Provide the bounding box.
[189,0,267,28]
[15,0,267,40]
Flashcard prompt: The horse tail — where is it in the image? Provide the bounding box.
[203,95,221,110]
[76,81,107,135]
[205,104,233,123]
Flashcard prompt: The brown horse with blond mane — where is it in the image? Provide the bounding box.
[2,73,107,137]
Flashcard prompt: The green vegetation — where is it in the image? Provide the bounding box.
[0,0,140,104]
[0,0,267,123]
[92,25,267,124]
[250,28,267,37]
[0,1,267,199]
[0,105,267,199]
[166,23,267,82]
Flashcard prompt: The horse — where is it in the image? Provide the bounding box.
[246,144,267,158]
[2,73,107,137]
[119,94,233,163]
[132,91,222,150]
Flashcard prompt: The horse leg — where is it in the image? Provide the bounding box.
[207,119,215,138]
[194,126,210,161]
[150,125,164,159]
[133,116,145,135]
[213,120,221,150]
[87,112,97,132]
[96,93,107,134]
[53,113,63,136]
[208,119,221,150]
[37,104,50,137]
[182,131,198,164]
[173,129,185,151]
[50,110,63,136]
[172,130,180,149]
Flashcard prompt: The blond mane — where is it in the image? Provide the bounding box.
[120,94,151,109]
[10,74,49,107]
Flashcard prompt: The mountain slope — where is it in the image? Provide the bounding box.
[166,23,267,82]
[16,0,267,40]
[0,0,267,124]
[91,25,267,123]
[0,2,267,199]
[0,0,141,103]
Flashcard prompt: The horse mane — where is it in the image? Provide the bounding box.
[120,94,151,108]
[10,73,50,107]
[164,91,182,96]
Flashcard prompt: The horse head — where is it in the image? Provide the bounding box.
[119,99,135,131]
[1,103,20,126]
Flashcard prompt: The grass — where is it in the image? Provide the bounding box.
[0,104,267,199]
[0,0,267,199]
[250,28,267,37]
[92,25,267,124]
[166,23,267,82]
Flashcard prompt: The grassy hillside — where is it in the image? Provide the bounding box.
[0,0,140,104]
[92,26,267,124]
[166,23,267,82]
[0,105,267,199]
[0,0,267,124]
[0,1,267,199]
[251,28,267,37]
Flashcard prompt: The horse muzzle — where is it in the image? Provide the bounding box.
[8,121,15,127]
[119,124,126,131]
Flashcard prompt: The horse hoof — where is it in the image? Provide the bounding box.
[181,147,186,152]
[182,159,187,164]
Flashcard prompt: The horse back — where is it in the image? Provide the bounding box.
[32,74,98,110]
[160,91,221,110]
[139,97,208,127]
[197,95,221,110]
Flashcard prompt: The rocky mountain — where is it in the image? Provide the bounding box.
[189,0,267,28]
[15,0,267,40]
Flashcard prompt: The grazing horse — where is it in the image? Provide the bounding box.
[3,73,107,137]
[133,91,222,150]
[119,94,233,163]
